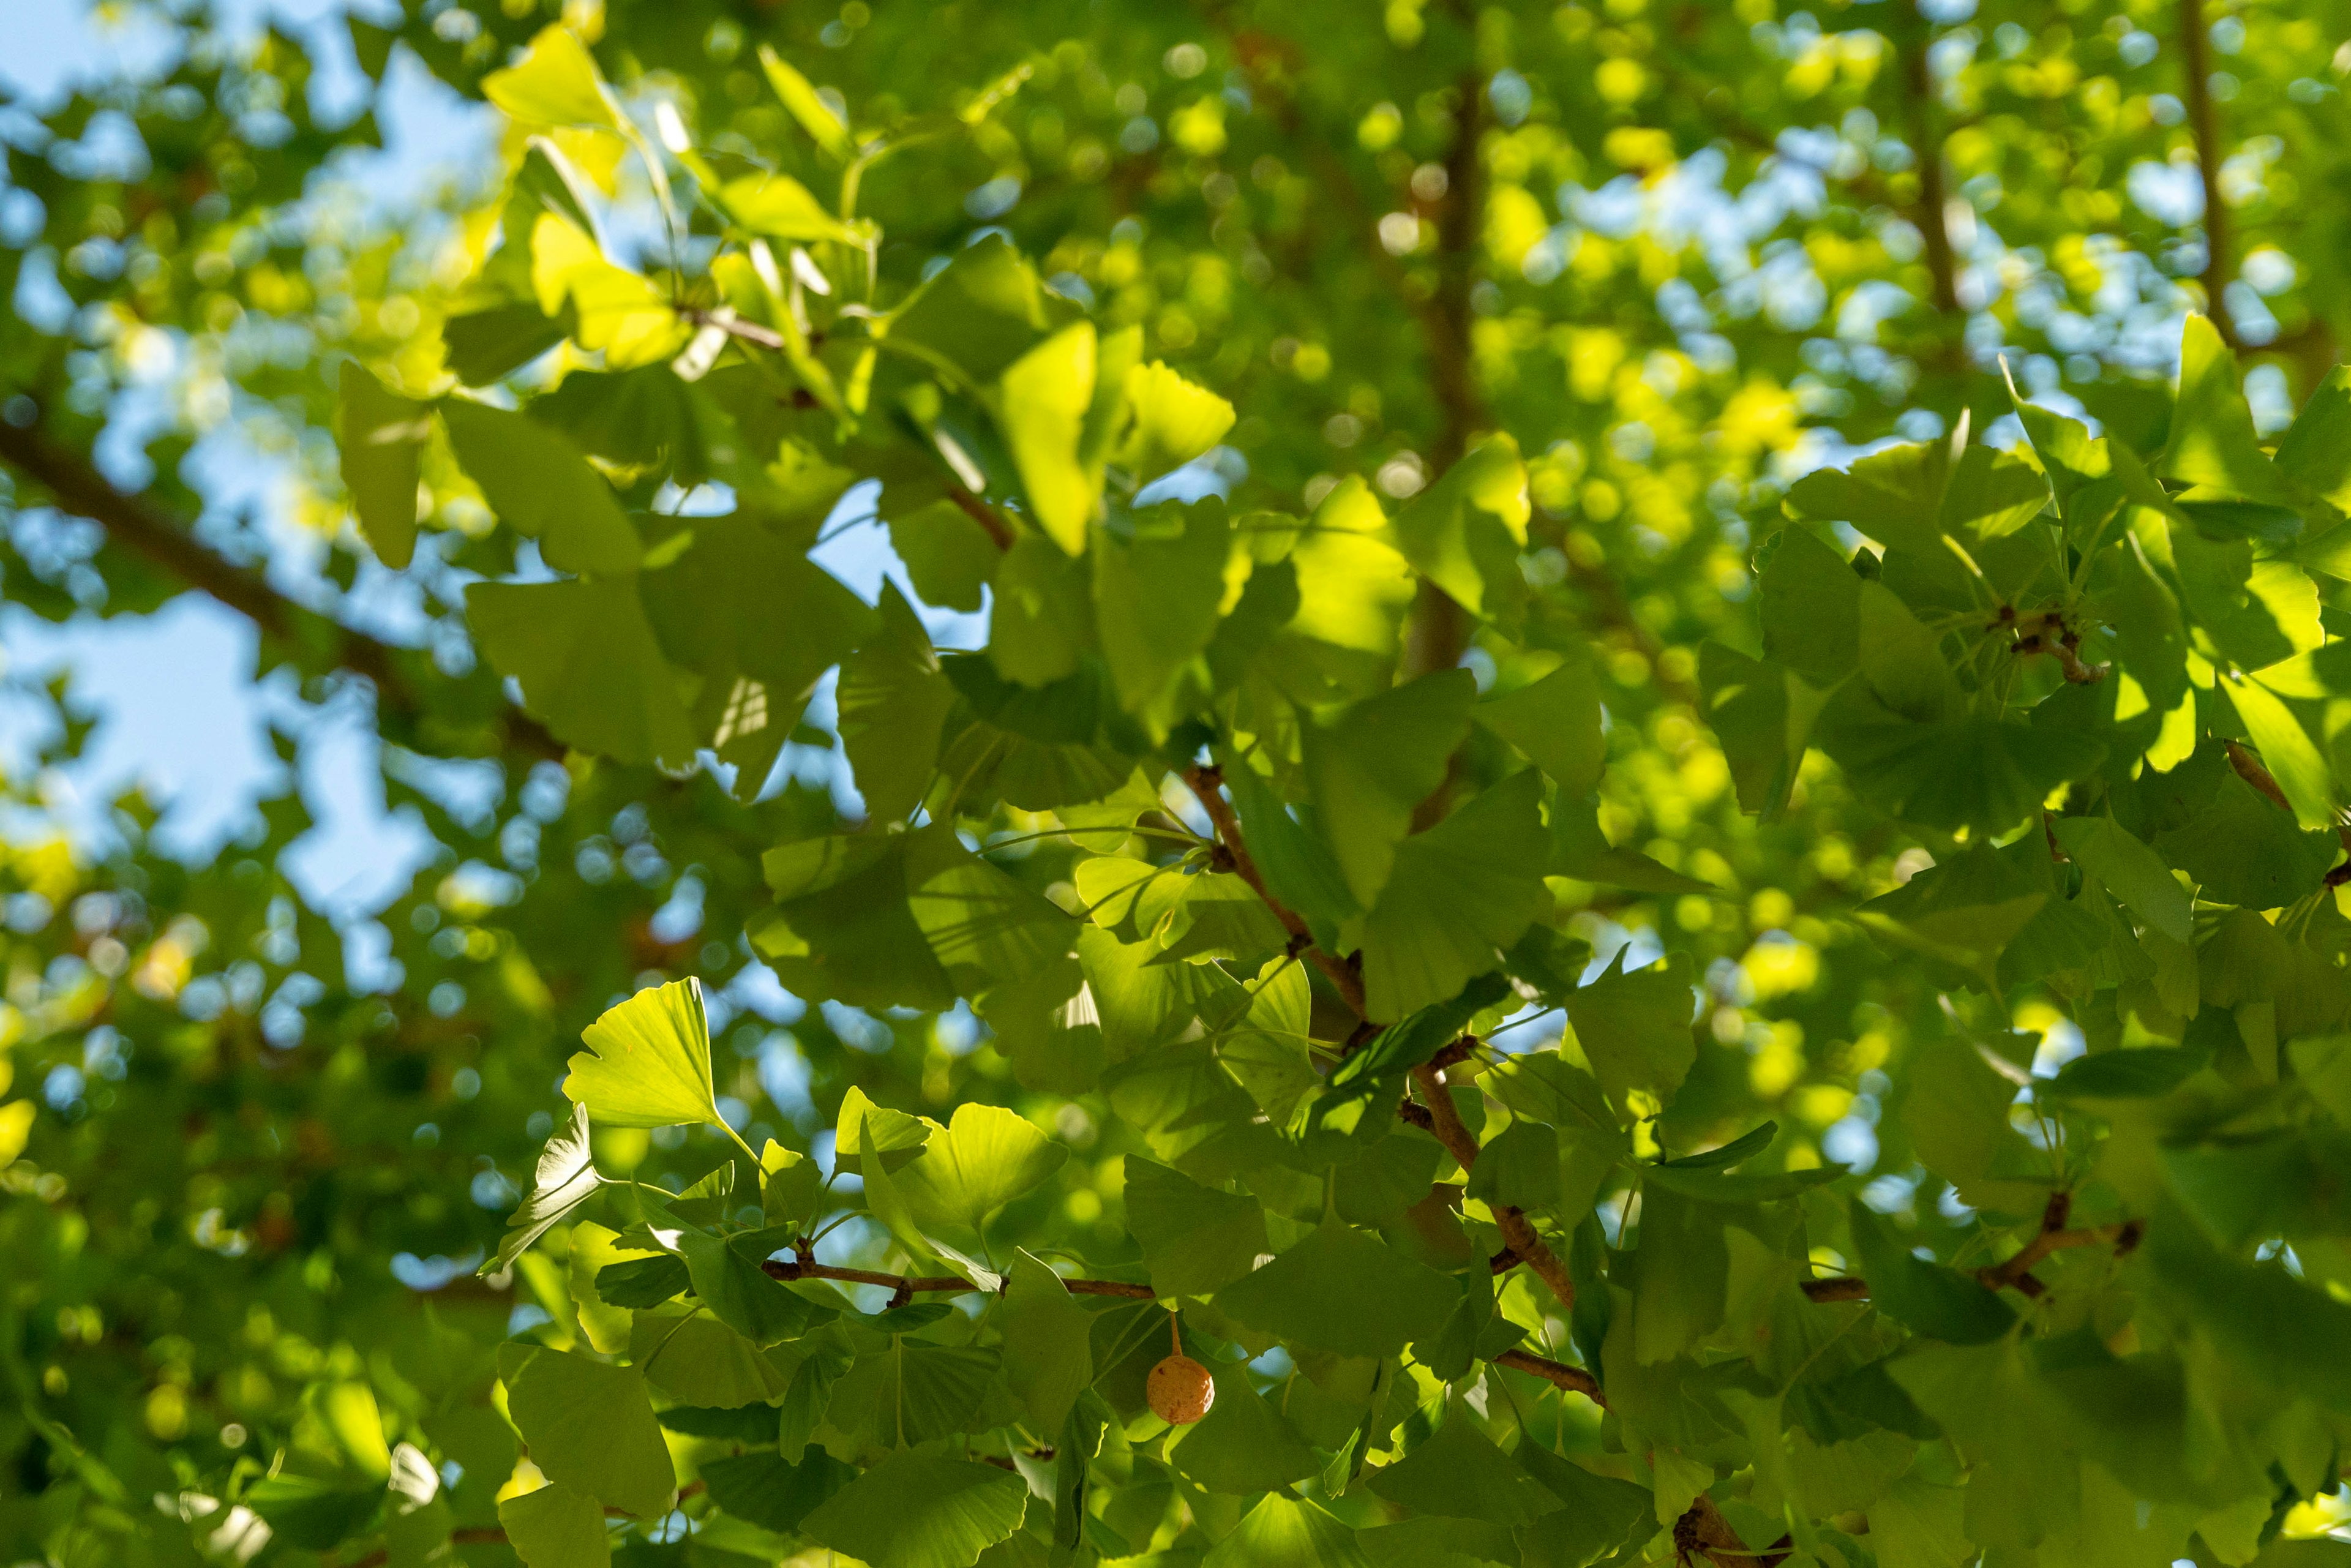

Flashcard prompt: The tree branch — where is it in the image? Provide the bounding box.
[1181,763,1368,1016]
[2181,0,2235,347]
[760,1258,1155,1298]
[1491,1348,1603,1405]
[0,413,563,762]
[1410,1063,1582,1319]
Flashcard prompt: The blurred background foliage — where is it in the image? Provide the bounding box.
[7,0,2351,1559]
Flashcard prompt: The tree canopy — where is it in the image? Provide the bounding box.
[6,2,2351,1567]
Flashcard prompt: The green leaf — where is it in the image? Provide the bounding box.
[2052,816,2191,943]
[1000,1250,1092,1433]
[1367,1409,1562,1525]
[628,1310,789,1407]
[2227,677,2335,829]
[1476,655,1605,795]
[593,1253,688,1310]
[1785,439,1952,557]
[1213,1217,1458,1359]
[1218,753,1362,937]
[243,1475,384,1552]
[757,835,956,1010]
[468,578,699,768]
[890,234,1065,384]
[562,978,719,1130]
[2160,313,2298,505]
[1564,948,1696,1110]
[1333,970,1510,1089]
[1168,1364,1322,1493]
[1092,497,1232,712]
[2150,760,2339,910]
[1848,1204,2017,1343]
[1274,476,1419,688]
[1698,642,1832,821]
[827,1341,1002,1449]
[834,1084,934,1177]
[486,1103,604,1274]
[1899,1040,2051,1218]
[997,323,1100,554]
[441,302,568,386]
[1820,691,2105,836]
[1352,768,1552,1022]
[1116,361,1235,484]
[756,45,857,162]
[336,361,427,569]
[639,516,877,792]
[499,1346,675,1518]
[700,1451,856,1535]
[761,1139,822,1225]
[1384,435,1530,618]
[497,1483,610,1568]
[1866,1476,1973,1568]
[889,500,1001,613]
[1303,669,1478,909]
[440,400,640,576]
[1466,1119,1561,1212]
[1123,1156,1269,1297]
[2276,366,2351,514]
[801,1453,1029,1568]
[2045,1044,2210,1100]
[893,1101,1068,1237]
[675,1225,833,1345]
[1627,1184,1736,1364]
[1511,1442,1655,1568]
[482,24,620,130]
[1757,526,1863,683]
[1202,1493,1371,1568]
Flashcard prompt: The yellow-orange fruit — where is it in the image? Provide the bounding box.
[1146,1354,1215,1425]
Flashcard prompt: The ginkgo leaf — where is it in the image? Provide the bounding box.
[1368,1409,1562,1526]
[498,1483,610,1568]
[1116,360,1235,484]
[1001,1250,1092,1433]
[891,1101,1068,1236]
[562,978,720,1130]
[500,1346,675,1518]
[484,1103,604,1274]
[836,587,955,825]
[1564,948,1696,1110]
[1168,1364,1322,1494]
[482,24,622,131]
[1476,655,1605,795]
[800,1454,1028,1568]
[1213,1217,1458,1359]
[468,578,699,768]
[997,321,1098,554]
[1351,768,1552,1021]
[1384,435,1529,618]
[1123,1157,1270,1297]
[1305,668,1479,909]
[1203,1493,1371,1568]
[441,400,641,577]
[336,362,427,569]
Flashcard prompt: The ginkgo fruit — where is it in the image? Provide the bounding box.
[1146,1311,1214,1424]
[1146,1352,1215,1425]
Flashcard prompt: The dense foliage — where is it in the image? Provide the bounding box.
[7,2,2351,1566]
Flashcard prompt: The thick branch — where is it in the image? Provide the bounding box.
[1491,1348,1603,1405]
[761,1258,1155,1299]
[1411,1063,1581,1317]
[0,415,562,761]
[1182,763,1368,1015]
[2181,0,2235,347]
[1900,5,1960,321]
[1976,1193,2143,1293]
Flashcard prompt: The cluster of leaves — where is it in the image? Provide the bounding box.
[7,4,2351,1568]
